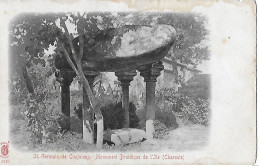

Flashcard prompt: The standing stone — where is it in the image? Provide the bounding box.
[115,70,137,128]
[82,71,99,144]
[55,70,75,130]
[138,61,164,139]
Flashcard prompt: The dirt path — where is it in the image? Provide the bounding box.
[139,125,209,151]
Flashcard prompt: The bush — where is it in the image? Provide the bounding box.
[101,101,140,130]
[24,95,63,144]
[156,88,210,126]
[20,63,63,144]
[129,102,140,128]
[74,102,140,130]
[73,103,83,119]
[153,120,168,139]
[176,98,210,126]
[101,102,125,130]
[155,108,178,129]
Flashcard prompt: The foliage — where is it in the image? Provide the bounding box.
[155,108,178,129]
[24,95,63,144]
[100,101,140,130]
[21,62,65,144]
[56,114,70,132]
[153,120,169,139]
[128,102,140,128]
[73,103,83,120]
[101,102,125,130]
[156,88,210,126]
[180,74,211,100]
[74,101,140,130]
[176,98,210,126]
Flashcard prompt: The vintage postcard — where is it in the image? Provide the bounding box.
[0,0,256,164]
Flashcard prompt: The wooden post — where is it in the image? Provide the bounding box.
[115,70,137,128]
[139,61,164,139]
[82,71,99,144]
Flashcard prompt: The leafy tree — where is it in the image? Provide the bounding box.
[10,13,115,148]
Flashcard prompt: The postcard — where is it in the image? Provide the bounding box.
[0,0,256,164]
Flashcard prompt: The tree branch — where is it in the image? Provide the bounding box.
[60,44,79,75]
[77,25,84,61]
[60,18,77,58]
[60,39,100,118]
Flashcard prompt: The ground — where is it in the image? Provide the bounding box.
[10,106,209,152]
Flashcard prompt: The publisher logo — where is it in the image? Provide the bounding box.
[0,142,9,158]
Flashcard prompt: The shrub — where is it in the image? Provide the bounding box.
[24,95,62,144]
[129,102,140,128]
[153,120,168,139]
[155,108,178,129]
[101,102,125,130]
[176,98,210,126]
[156,88,210,126]
[74,102,140,130]
[21,64,64,144]
[56,114,70,132]
[73,103,83,119]
[101,102,140,130]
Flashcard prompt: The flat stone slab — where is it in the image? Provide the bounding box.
[104,128,146,146]
[56,24,176,72]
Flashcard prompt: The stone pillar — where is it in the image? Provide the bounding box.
[115,70,137,128]
[138,61,164,139]
[55,70,75,117]
[82,71,99,144]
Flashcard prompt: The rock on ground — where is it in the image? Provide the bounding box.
[104,128,146,146]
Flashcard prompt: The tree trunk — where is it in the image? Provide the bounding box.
[76,62,103,149]
[59,20,104,148]
[82,87,94,144]
[22,65,34,94]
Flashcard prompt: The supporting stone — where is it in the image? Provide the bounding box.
[82,71,99,144]
[115,70,137,128]
[55,70,75,117]
[138,61,164,139]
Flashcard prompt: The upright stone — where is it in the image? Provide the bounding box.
[55,70,75,130]
[115,70,137,128]
[138,61,164,139]
[56,70,75,116]
[82,71,99,144]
